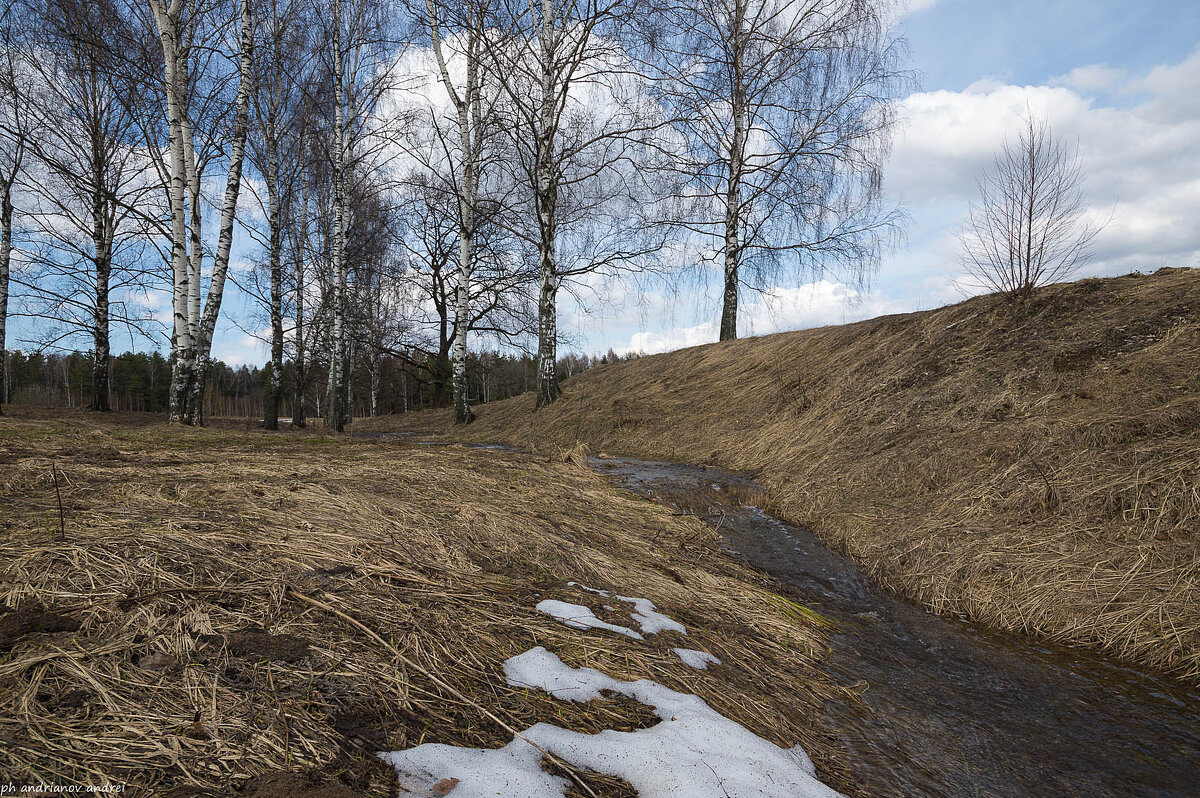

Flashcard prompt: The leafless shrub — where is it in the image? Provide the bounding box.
[959,114,1104,299]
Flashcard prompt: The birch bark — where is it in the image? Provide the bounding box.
[718,0,745,342]
[148,0,194,422]
[186,0,254,426]
[533,0,560,408]
[325,0,348,432]
[90,176,113,412]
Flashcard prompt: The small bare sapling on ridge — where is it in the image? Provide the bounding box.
[959,114,1105,299]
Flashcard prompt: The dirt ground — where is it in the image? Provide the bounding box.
[365,267,1200,682]
[0,409,854,796]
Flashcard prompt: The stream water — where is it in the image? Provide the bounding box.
[590,455,1200,798]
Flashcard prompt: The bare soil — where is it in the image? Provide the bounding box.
[0,605,81,651]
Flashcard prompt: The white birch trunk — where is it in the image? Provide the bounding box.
[149,0,195,423]
[534,0,561,408]
[325,0,348,432]
[426,0,480,424]
[450,41,478,425]
[90,175,112,412]
[186,0,254,426]
[369,356,380,417]
[0,160,16,413]
[535,266,558,407]
[149,0,252,425]
[719,0,747,342]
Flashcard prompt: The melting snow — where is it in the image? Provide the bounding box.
[535,599,643,639]
[378,738,567,797]
[566,583,688,636]
[381,647,844,798]
[616,595,687,636]
[673,648,722,669]
[567,581,611,597]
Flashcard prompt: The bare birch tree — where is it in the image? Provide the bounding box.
[418,0,493,423]
[244,0,315,429]
[343,182,412,416]
[483,0,667,408]
[11,0,163,412]
[145,0,253,425]
[323,0,351,430]
[287,146,326,427]
[399,176,458,405]
[646,0,904,340]
[959,114,1102,299]
[318,0,399,432]
[0,17,30,414]
[395,174,534,406]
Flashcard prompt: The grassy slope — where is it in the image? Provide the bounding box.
[0,410,852,795]
[375,267,1200,680]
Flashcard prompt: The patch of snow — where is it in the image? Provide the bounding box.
[567,581,611,597]
[562,583,688,636]
[379,737,566,798]
[383,647,843,798]
[673,648,722,669]
[615,595,688,636]
[503,645,616,701]
[535,599,643,640]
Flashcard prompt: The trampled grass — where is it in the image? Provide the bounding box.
[0,411,853,795]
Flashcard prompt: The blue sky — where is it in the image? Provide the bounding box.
[9,0,1200,365]
[904,0,1200,92]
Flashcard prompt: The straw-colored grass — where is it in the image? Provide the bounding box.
[368,267,1200,681]
[0,411,855,795]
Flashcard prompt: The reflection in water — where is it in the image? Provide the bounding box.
[594,456,1200,798]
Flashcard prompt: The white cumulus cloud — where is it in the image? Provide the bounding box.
[615,280,908,355]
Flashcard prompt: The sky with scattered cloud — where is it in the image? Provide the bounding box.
[570,0,1200,358]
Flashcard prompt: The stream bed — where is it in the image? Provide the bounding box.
[591,455,1200,798]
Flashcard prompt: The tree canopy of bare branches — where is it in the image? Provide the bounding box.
[482,0,671,407]
[1,0,921,426]
[644,0,905,340]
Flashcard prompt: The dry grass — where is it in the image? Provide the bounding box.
[0,409,854,796]
[367,267,1200,681]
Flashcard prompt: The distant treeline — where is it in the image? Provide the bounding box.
[0,348,637,419]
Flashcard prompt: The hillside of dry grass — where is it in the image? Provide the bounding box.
[0,410,853,795]
[373,267,1200,680]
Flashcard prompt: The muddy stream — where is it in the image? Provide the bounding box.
[587,454,1200,798]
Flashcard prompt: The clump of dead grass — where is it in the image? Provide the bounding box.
[0,414,851,795]
[364,267,1200,681]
